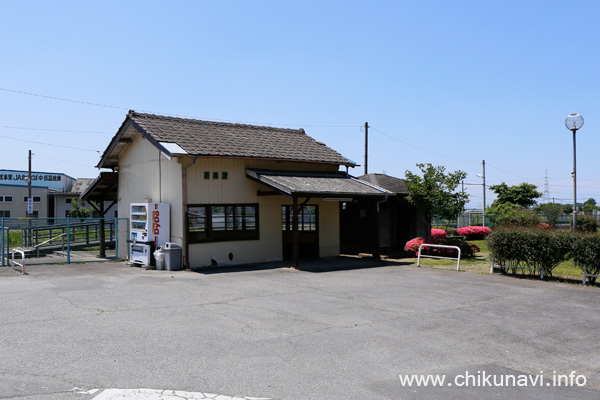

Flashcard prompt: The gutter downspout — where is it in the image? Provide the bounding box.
[182,156,198,269]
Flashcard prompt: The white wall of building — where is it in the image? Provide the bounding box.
[116,130,343,268]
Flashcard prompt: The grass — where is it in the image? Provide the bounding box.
[396,239,594,286]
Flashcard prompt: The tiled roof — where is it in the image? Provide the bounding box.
[98,111,355,168]
[70,178,95,194]
[247,169,391,197]
[358,173,408,194]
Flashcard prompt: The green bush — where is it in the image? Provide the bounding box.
[572,233,600,284]
[495,209,541,228]
[487,227,572,278]
[574,214,598,233]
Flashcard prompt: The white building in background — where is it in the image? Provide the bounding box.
[0,169,117,219]
[0,169,75,218]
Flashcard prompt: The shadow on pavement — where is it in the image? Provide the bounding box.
[191,255,412,274]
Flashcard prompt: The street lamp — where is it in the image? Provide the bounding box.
[565,113,584,232]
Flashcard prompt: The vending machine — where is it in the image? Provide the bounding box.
[129,203,170,266]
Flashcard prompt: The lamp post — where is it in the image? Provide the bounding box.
[565,113,584,232]
[477,160,486,227]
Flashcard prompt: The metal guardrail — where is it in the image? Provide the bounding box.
[582,266,599,286]
[10,248,26,275]
[489,256,544,280]
[417,244,461,271]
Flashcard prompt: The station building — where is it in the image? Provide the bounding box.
[95,110,391,268]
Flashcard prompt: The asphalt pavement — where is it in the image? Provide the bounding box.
[1,258,599,399]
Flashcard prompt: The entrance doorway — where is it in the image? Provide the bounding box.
[281,205,319,259]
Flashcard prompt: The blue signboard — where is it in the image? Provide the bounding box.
[0,169,72,191]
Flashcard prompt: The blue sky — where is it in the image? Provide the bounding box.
[1,0,599,208]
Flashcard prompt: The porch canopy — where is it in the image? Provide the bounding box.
[246,169,391,199]
[80,172,118,258]
[246,169,392,266]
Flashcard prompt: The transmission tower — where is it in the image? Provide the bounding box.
[544,170,550,199]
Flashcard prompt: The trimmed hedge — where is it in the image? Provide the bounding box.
[487,227,600,282]
[486,228,571,277]
[571,234,600,284]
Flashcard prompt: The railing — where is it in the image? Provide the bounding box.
[21,220,115,248]
[489,256,544,280]
[582,266,599,286]
[417,244,461,271]
[10,248,26,275]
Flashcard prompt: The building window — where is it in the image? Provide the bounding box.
[212,172,219,180]
[188,204,258,243]
[66,198,73,203]
[32,211,38,218]
[282,205,318,231]
[222,172,228,180]
[204,171,210,180]
[23,196,41,203]
[0,196,13,203]
[0,211,10,217]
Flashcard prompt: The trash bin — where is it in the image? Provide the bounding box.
[163,242,182,271]
[153,247,165,270]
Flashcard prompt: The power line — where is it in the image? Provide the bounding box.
[0,134,100,152]
[369,126,479,165]
[34,153,96,167]
[0,87,128,110]
[0,87,360,129]
[0,124,111,134]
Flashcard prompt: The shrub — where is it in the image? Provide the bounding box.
[572,233,600,284]
[487,227,572,278]
[404,236,479,258]
[575,214,598,233]
[456,226,492,240]
[431,228,447,239]
[495,209,540,228]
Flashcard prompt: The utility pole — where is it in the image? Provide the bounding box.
[27,150,32,244]
[27,150,32,216]
[364,122,369,175]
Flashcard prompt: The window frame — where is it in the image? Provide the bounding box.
[188,203,259,243]
[282,204,318,232]
[23,196,41,203]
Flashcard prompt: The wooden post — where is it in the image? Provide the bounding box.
[292,196,299,268]
[98,202,106,258]
[373,198,381,261]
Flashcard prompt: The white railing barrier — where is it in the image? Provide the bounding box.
[582,265,599,286]
[489,256,544,280]
[10,248,26,275]
[417,244,461,271]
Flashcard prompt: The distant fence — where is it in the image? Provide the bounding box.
[433,212,590,229]
[1,217,129,266]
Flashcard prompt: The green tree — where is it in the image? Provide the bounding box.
[562,204,573,214]
[534,203,564,228]
[404,163,468,238]
[489,182,542,208]
[68,199,92,218]
[584,198,597,207]
[583,203,599,213]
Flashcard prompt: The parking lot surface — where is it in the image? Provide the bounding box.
[1,258,599,399]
